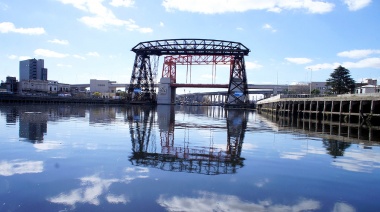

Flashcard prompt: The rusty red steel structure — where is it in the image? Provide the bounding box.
[128,39,250,106]
[162,55,234,83]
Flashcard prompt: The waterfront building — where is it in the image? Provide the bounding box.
[355,78,378,94]
[0,76,18,93]
[19,80,69,94]
[90,79,116,98]
[19,58,48,81]
[310,82,330,95]
[20,80,49,93]
[356,85,378,94]
[48,80,58,93]
[58,83,70,93]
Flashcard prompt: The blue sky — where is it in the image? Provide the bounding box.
[1,0,379,93]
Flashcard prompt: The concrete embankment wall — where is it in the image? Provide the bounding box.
[257,94,380,128]
[0,94,128,105]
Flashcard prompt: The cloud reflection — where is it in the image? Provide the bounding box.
[47,167,149,207]
[106,194,129,204]
[332,149,380,173]
[0,160,43,176]
[280,152,306,160]
[33,141,62,151]
[332,202,356,212]
[157,191,321,212]
[48,175,119,206]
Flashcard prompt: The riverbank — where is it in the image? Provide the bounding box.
[0,94,128,105]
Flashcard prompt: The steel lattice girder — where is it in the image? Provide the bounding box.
[128,54,155,101]
[226,55,249,105]
[162,55,234,83]
[162,60,176,83]
[164,55,234,65]
[132,39,250,56]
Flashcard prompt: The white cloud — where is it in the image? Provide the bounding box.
[87,51,100,57]
[162,0,334,14]
[7,54,17,59]
[109,0,134,7]
[236,27,244,31]
[137,27,153,33]
[157,191,321,211]
[48,39,69,45]
[307,58,380,70]
[0,160,44,176]
[34,49,69,58]
[342,57,380,69]
[57,64,73,68]
[337,49,380,59]
[285,57,313,64]
[306,63,341,70]
[343,0,372,11]
[263,24,276,32]
[57,0,152,33]
[246,61,263,69]
[0,22,45,35]
[19,56,32,60]
[160,21,165,27]
[73,54,86,60]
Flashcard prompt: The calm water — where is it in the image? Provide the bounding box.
[0,104,379,212]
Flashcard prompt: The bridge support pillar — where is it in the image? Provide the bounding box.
[157,78,176,105]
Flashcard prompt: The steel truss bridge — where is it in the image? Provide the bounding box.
[127,39,250,106]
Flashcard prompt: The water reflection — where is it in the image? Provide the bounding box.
[1,104,379,211]
[157,191,321,212]
[260,112,380,142]
[0,160,43,176]
[259,113,380,173]
[47,167,149,208]
[128,105,246,175]
[19,112,47,142]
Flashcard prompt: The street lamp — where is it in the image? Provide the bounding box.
[308,68,312,95]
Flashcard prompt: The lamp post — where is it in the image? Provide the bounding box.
[308,68,312,95]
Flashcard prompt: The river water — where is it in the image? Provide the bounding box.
[0,104,379,212]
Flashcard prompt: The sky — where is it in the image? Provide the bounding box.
[1,0,380,93]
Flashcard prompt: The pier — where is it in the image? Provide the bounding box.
[257,94,380,128]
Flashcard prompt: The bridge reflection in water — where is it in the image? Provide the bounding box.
[127,105,246,175]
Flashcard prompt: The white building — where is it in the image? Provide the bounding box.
[48,81,58,93]
[356,78,378,94]
[58,83,70,93]
[90,79,116,98]
[20,80,71,94]
[356,85,378,94]
[20,80,49,93]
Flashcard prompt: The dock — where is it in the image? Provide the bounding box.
[257,94,380,128]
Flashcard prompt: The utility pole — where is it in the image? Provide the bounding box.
[308,68,312,95]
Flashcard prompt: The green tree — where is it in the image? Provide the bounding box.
[311,89,320,95]
[326,66,355,94]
